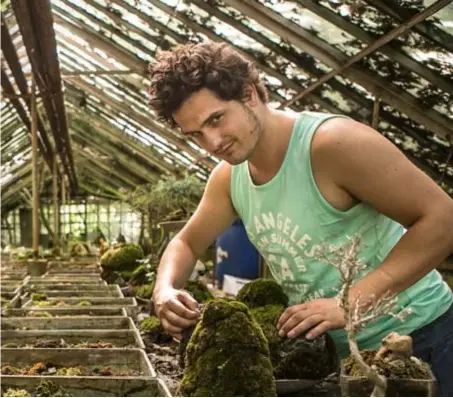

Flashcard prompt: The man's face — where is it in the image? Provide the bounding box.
[172,88,263,165]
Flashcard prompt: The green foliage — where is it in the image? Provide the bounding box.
[129,264,154,286]
[3,389,30,397]
[31,292,47,302]
[236,279,289,309]
[128,173,205,220]
[76,301,91,307]
[100,244,144,271]
[181,299,276,397]
[135,281,156,299]
[36,380,71,397]
[184,280,213,303]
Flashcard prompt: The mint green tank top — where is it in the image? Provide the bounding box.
[230,111,453,358]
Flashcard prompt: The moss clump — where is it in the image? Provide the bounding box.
[76,301,91,307]
[250,304,337,379]
[3,389,30,397]
[344,349,431,379]
[184,280,213,303]
[140,316,172,344]
[236,279,289,309]
[32,300,52,307]
[129,265,149,286]
[36,380,70,397]
[180,298,276,397]
[100,244,144,272]
[136,281,156,299]
[56,367,83,376]
[31,292,47,301]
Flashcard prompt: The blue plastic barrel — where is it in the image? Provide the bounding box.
[215,219,260,286]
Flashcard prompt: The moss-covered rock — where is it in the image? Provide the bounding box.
[136,281,156,299]
[100,244,144,272]
[237,279,288,309]
[250,304,337,379]
[180,298,276,397]
[140,315,172,344]
[184,280,213,303]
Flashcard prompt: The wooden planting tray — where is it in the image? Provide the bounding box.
[41,286,123,298]
[27,279,107,288]
[0,376,163,397]
[28,276,105,284]
[42,273,101,279]
[1,348,159,397]
[1,272,27,281]
[27,282,113,291]
[23,297,137,317]
[339,362,436,396]
[1,316,136,331]
[1,329,145,349]
[7,307,127,318]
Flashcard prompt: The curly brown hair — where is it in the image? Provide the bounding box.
[148,41,268,126]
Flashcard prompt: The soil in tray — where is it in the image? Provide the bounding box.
[1,338,135,349]
[31,300,95,307]
[1,362,143,377]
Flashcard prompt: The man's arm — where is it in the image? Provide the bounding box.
[153,162,237,337]
[278,118,453,339]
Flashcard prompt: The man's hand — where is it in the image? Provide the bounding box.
[153,287,200,341]
[277,298,345,340]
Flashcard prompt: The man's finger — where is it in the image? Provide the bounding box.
[178,290,199,311]
[278,309,309,337]
[167,297,199,319]
[165,310,198,329]
[305,320,331,340]
[286,314,324,339]
[161,318,183,335]
[277,304,307,329]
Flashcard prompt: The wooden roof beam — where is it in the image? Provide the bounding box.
[10,0,78,191]
[296,0,453,96]
[223,0,452,139]
[281,0,453,108]
[364,0,453,53]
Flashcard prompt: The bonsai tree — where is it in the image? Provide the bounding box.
[128,172,205,222]
[316,236,427,397]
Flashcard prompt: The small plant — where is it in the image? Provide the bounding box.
[136,281,156,299]
[36,380,70,397]
[31,292,47,301]
[76,301,91,307]
[3,388,30,397]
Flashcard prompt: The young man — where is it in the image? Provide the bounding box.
[148,42,453,395]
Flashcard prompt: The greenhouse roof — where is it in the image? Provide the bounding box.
[1,0,453,213]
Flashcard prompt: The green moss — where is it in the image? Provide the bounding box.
[139,315,172,343]
[345,349,431,379]
[136,281,156,299]
[3,389,30,397]
[31,292,47,301]
[100,244,144,271]
[56,367,83,376]
[140,316,161,332]
[184,280,213,303]
[181,298,276,397]
[236,279,289,309]
[129,265,149,286]
[36,380,71,397]
[32,300,52,307]
[76,301,91,307]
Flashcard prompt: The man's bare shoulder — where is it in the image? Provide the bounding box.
[206,161,233,195]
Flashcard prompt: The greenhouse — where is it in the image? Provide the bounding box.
[1,0,453,396]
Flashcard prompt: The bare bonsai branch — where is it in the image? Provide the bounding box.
[316,235,413,397]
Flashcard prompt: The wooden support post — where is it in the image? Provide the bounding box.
[52,154,59,248]
[372,96,381,130]
[31,75,40,258]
